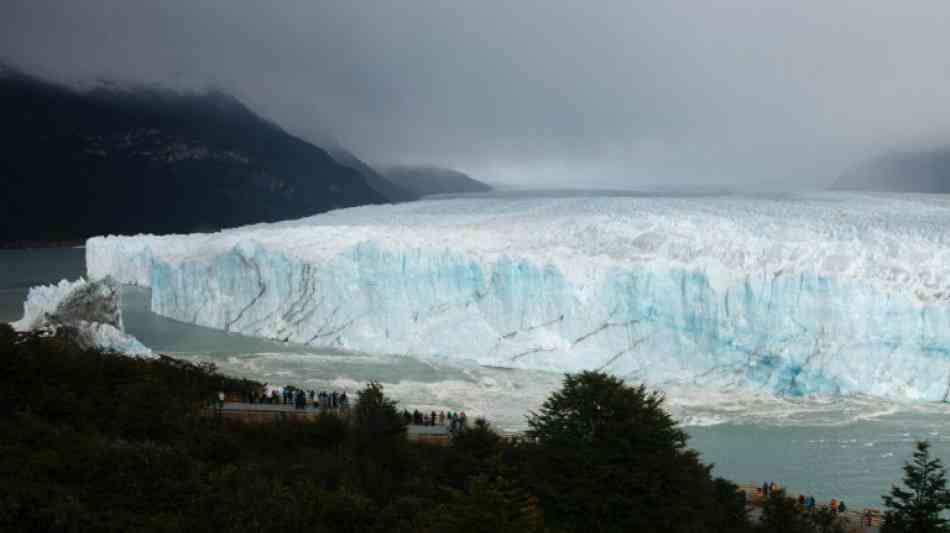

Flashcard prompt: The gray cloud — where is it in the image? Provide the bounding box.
[4,0,950,188]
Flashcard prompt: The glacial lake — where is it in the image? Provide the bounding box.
[4,245,950,510]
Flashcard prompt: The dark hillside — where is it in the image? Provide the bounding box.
[833,147,950,193]
[0,68,387,243]
[381,165,492,197]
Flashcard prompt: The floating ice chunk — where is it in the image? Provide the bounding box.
[12,276,152,357]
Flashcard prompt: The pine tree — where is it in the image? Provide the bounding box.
[882,440,950,533]
[350,381,410,504]
[426,475,546,533]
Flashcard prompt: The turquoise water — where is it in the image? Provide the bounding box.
[2,246,948,509]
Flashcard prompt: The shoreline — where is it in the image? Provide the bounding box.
[0,240,86,250]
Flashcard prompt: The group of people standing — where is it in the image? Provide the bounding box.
[244,387,349,410]
[761,481,847,515]
[402,409,467,430]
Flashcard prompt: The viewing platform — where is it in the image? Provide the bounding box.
[737,483,881,532]
[209,402,452,443]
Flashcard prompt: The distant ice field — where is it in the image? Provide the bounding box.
[88,192,950,400]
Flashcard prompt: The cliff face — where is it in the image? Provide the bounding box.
[0,69,387,243]
[834,147,950,193]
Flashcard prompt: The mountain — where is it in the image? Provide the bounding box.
[0,68,388,244]
[322,145,418,202]
[380,165,492,197]
[833,147,950,193]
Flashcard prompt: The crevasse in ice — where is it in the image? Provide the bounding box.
[86,193,950,399]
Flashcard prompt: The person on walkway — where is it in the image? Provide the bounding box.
[217,391,225,414]
[830,498,838,514]
[806,496,816,512]
[439,411,445,425]
[864,509,873,526]
[340,392,348,409]
[837,500,846,513]
[761,482,769,499]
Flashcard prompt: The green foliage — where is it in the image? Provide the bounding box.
[0,326,755,532]
[808,507,847,533]
[757,490,818,533]
[521,371,748,533]
[350,381,411,503]
[424,475,546,533]
[882,440,950,533]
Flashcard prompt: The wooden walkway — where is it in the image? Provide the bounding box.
[209,402,452,443]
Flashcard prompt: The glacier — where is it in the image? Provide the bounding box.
[86,192,950,400]
[12,277,153,356]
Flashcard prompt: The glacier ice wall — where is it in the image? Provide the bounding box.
[12,277,152,356]
[86,193,950,399]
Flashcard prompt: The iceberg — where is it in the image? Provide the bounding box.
[86,192,950,399]
[12,277,152,356]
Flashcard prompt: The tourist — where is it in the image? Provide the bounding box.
[340,392,348,409]
[806,496,816,512]
[797,494,805,508]
[864,509,873,526]
[830,498,838,514]
[761,482,769,499]
[837,500,846,513]
[438,411,445,425]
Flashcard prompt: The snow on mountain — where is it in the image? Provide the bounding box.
[12,277,152,356]
[86,192,950,399]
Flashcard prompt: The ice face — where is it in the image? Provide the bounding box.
[12,276,152,357]
[86,192,950,399]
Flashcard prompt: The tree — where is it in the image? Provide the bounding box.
[520,371,751,533]
[425,475,546,533]
[349,381,410,503]
[882,440,950,533]
[808,506,847,533]
[756,489,818,533]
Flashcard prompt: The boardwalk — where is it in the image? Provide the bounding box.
[212,402,452,442]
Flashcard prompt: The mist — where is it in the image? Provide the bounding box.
[3,0,950,189]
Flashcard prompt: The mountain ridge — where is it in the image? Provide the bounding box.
[0,68,388,243]
[380,165,492,197]
[833,146,950,193]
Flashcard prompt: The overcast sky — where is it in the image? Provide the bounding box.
[3,1,950,188]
